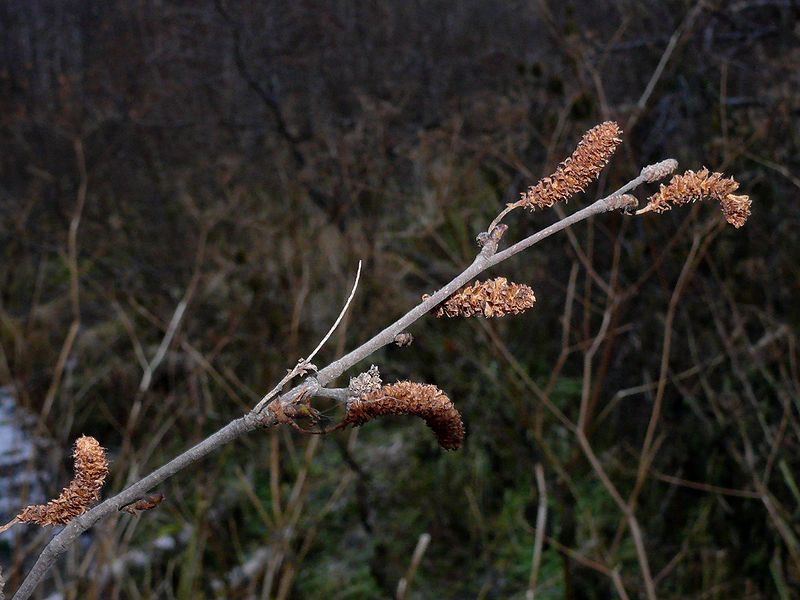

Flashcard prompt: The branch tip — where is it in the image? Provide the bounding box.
[640,158,678,183]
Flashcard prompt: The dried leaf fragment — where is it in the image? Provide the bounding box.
[643,168,751,228]
[519,121,622,210]
[345,382,465,450]
[431,277,535,318]
[17,435,109,526]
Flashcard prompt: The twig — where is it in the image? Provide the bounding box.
[520,522,630,600]
[253,260,362,414]
[138,294,189,393]
[578,303,616,432]
[626,0,705,131]
[12,418,254,600]
[40,138,87,422]
[651,472,760,499]
[576,431,657,600]
[0,517,20,534]
[624,225,718,517]
[305,260,362,369]
[314,179,648,390]
[526,464,548,600]
[396,532,431,600]
[138,228,208,395]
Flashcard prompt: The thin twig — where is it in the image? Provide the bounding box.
[625,225,719,518]
[305,260,362,368]
[626,0,705,131]
[396,532,431,600]
[40,138,87,422]
[526,464,548,600]
[576,431,657,600]
[520,523,630,600]
[253,260,362,413]
[138,228,208,395]
[652,472,760,499]
[0,517,20,534]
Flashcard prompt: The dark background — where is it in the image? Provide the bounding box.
[1,1,799,598]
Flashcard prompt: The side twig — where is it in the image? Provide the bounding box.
[526,464,548,600]
[253,260,362,414]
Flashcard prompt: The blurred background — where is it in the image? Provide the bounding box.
[1,1,799,598]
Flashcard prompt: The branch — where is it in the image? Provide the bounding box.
[12,418,255,600]
[11,170,653,599]
[312,183,644,390]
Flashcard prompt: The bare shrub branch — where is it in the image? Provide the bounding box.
[8,116,751,599]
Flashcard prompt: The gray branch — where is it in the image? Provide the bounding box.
[11,172,654,599]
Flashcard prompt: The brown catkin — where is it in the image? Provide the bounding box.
[345,382,465,450]
[719,194,751,229]
[644,168,751,228]
[519,121,622,210]
[17,435,108,526]
[431,277,535,318]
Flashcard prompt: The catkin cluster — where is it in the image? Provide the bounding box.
[644,168,751,228]
[430,277,535,318]
[345,382,465,450]
[17,435,108,526]
[519,121,622,211]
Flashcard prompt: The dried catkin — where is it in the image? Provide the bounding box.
[348,365,382,397]
[519,121,622,210]
[345,382,465,450]
[17,435,108,526]
[431,277,535,318]
[644,168,751,228]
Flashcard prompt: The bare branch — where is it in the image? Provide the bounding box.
[9,163,683,599]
